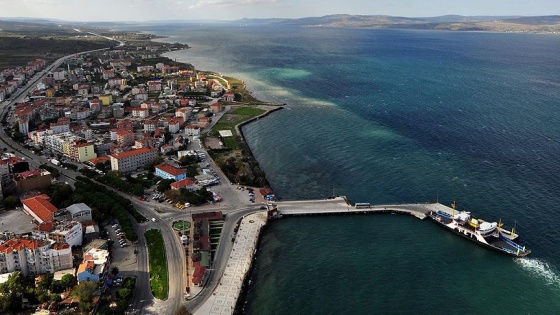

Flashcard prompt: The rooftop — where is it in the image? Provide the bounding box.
[110,147,156,160]
[21,194,58,223]
[155,163,185,176]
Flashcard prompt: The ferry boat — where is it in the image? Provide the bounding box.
[429,202,531,257]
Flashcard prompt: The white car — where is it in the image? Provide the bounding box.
[152,218,157,222]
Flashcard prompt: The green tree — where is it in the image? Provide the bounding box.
[37,272,53,291]
[175,305,192,315]
[72,281,98,314]
[145,156,165,171]
[157,179,174,192]
[0,272,25,313]
[60,274,75,289]
[2,195,18,209]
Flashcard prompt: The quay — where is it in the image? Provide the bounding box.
[193,198,456,314]
[276,197,456,220]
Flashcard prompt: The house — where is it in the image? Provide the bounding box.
[210,102,223,113]
[133,108,149,118]
[116,130,135,147]
[102,69,115,80]
[223,91,235,102]
[77,248,109,284]
[167,117,182,134]
[98,94,113,106]
[160,144,174,155]
[147,81,162,92]
[155,163,186,181]
[185,125,201,136]
[170,178,197,191]
[143,119,157,132]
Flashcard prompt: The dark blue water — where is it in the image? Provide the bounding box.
[142,24,560,313]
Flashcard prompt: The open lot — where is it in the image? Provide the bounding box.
[0,209,36,234]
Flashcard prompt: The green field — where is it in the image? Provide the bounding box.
[145,229,169,300]
[172,220,191,231]
[210,106,267,150]
[230,107,266,116]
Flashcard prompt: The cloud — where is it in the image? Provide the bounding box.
[188,0,278,10]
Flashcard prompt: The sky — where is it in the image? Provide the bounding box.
[1,0,559,22]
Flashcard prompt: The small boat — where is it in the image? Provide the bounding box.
[429,202,531,257]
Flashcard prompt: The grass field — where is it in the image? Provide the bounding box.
[145,229,169,300]
[229,107,266,116]
[172,220,191,231]
[210,106,266,150]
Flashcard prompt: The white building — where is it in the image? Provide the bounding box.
[18,119,29,135]
[0,237,72,276]
[185,125,201,136]
[109,147,158,173]
[132,108,149,118]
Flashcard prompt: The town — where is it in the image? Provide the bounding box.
[0,33,278,315]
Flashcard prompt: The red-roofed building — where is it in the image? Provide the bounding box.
[109,147,158,173]
[170,178,197,191]
[155,163,186,181]
[0,237,71,276]
[116,130,135,146]
[88,156,110,166]
[21,194,58,224]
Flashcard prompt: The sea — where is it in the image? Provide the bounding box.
[127,23,560,313]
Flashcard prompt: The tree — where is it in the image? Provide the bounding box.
[72,281,98,314]
[157,179,174,192]
[37,272,53,291]
[60,274,75,289]
[175,305,192,315]
[0,271,25,313]
[2,195,18,209]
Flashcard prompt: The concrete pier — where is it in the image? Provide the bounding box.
[276,197,454,220]
[194,211,268,315]
[193,200,456,314]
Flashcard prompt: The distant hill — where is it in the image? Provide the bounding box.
[233,14,560,33]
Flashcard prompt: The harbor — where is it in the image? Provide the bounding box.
[193,199,479,314]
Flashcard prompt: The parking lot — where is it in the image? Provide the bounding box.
[105,220,137,275]
[0,209,37,235]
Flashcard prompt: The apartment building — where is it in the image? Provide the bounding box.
[109,147,158,173]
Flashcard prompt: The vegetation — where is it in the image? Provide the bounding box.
[97,277,136,315]
[172,220,191,231]
[2,195,19,209]
[72,281,98,314]
[205,105,270,187]
[145,229,169,300]
[39,163,60,178]
[165,187,213,206]
[47,177,147,241]
[175,305,193,315]
[98,171,145,196]
[0,32,113,69]
[224,75,263,104]
[0,271,72,314]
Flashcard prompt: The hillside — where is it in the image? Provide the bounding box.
[235,14,560,33]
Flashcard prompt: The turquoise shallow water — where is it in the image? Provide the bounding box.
[127,24,560,313]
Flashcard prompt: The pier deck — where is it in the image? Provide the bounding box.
[276,197,455,220]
